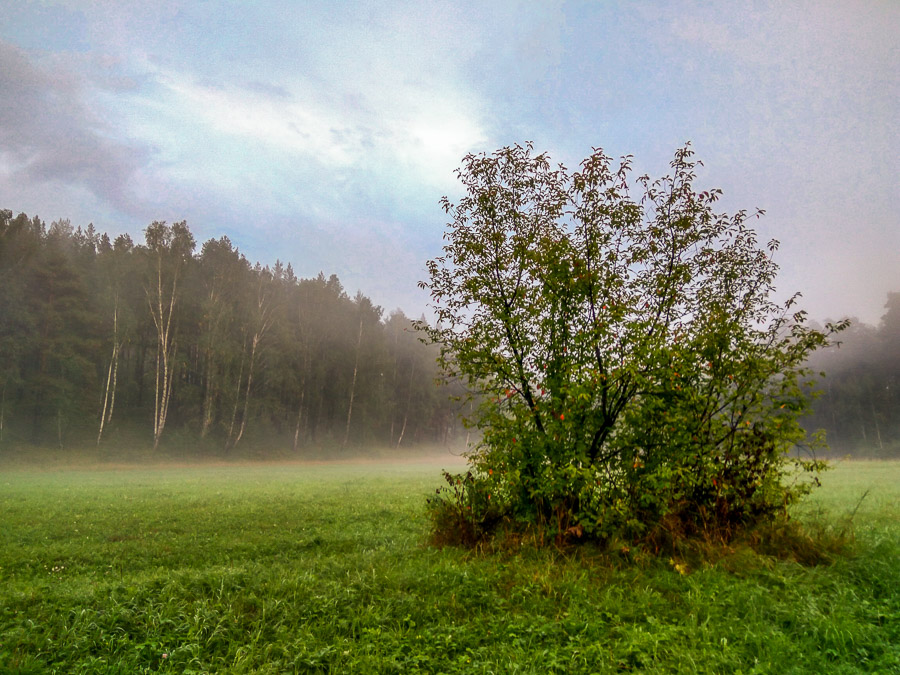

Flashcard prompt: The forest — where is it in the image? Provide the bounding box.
[0,208,895,459]
[0,210,465,456]
[804,292,900,457]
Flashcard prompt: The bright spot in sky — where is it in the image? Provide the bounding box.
[0,1,896,324]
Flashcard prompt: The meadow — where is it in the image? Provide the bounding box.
[0,457,897,674]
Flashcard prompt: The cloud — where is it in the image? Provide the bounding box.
[0,40,152,215]
[148,66,486,195]
[3,2,492,236]
[2,1,893,325]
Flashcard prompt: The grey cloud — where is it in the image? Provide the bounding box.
[0,40,152,215]
[87,53,147,94]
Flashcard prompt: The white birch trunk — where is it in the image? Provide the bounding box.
[97,293,120,446]
[149,252,180,451]
[234,334,259,448]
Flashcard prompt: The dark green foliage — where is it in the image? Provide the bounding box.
[427,470,505,547]
[422,143,846,546]
[0,211,460,455]
[0,215,100,446]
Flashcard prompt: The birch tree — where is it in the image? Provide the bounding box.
[96,234,134,445]
[228,263,281,449]
[144,221,195,450]
[291,275,329,451]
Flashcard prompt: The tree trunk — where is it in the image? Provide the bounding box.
[200,283,226,439]
[226,340,246,450]
[234,334,259,448]
[857,399,868,445]
[231,271,278,450]
[136,341,146,408]
[97,349,116,446]
[97,293,120,446]
[153,341,175,451]
[292,353,308,452]
[200,348,215,438]
[149,255,179,451]
[108,341,119,426]
[292,381,306,453]
[870,392,884,450]
[343,314,364,449]
[396,359,416,448]
[56,407,64,450]
[0,383,6,445]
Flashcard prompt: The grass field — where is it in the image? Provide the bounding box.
[1,457,897,673]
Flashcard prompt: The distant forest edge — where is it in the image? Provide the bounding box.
[0,210,467,457]
[0,210,896,459]
[804,291,899,458]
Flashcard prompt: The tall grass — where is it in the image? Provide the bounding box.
[1,459,897,673]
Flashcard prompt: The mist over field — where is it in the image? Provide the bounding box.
[2,209,895,465]
[0,214,473,460]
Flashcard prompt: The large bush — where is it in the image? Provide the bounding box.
[421,143,845,547]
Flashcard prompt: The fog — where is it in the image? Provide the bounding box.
[0,214,471,460]
[1,2,896,325]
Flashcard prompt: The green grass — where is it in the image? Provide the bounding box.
[1,458,897,673]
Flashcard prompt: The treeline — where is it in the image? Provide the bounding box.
[0,210,464,455]
[805,293,900,456]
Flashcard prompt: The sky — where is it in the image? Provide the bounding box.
[1,0,897,325]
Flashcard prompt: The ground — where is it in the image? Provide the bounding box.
[1,456,897,673]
